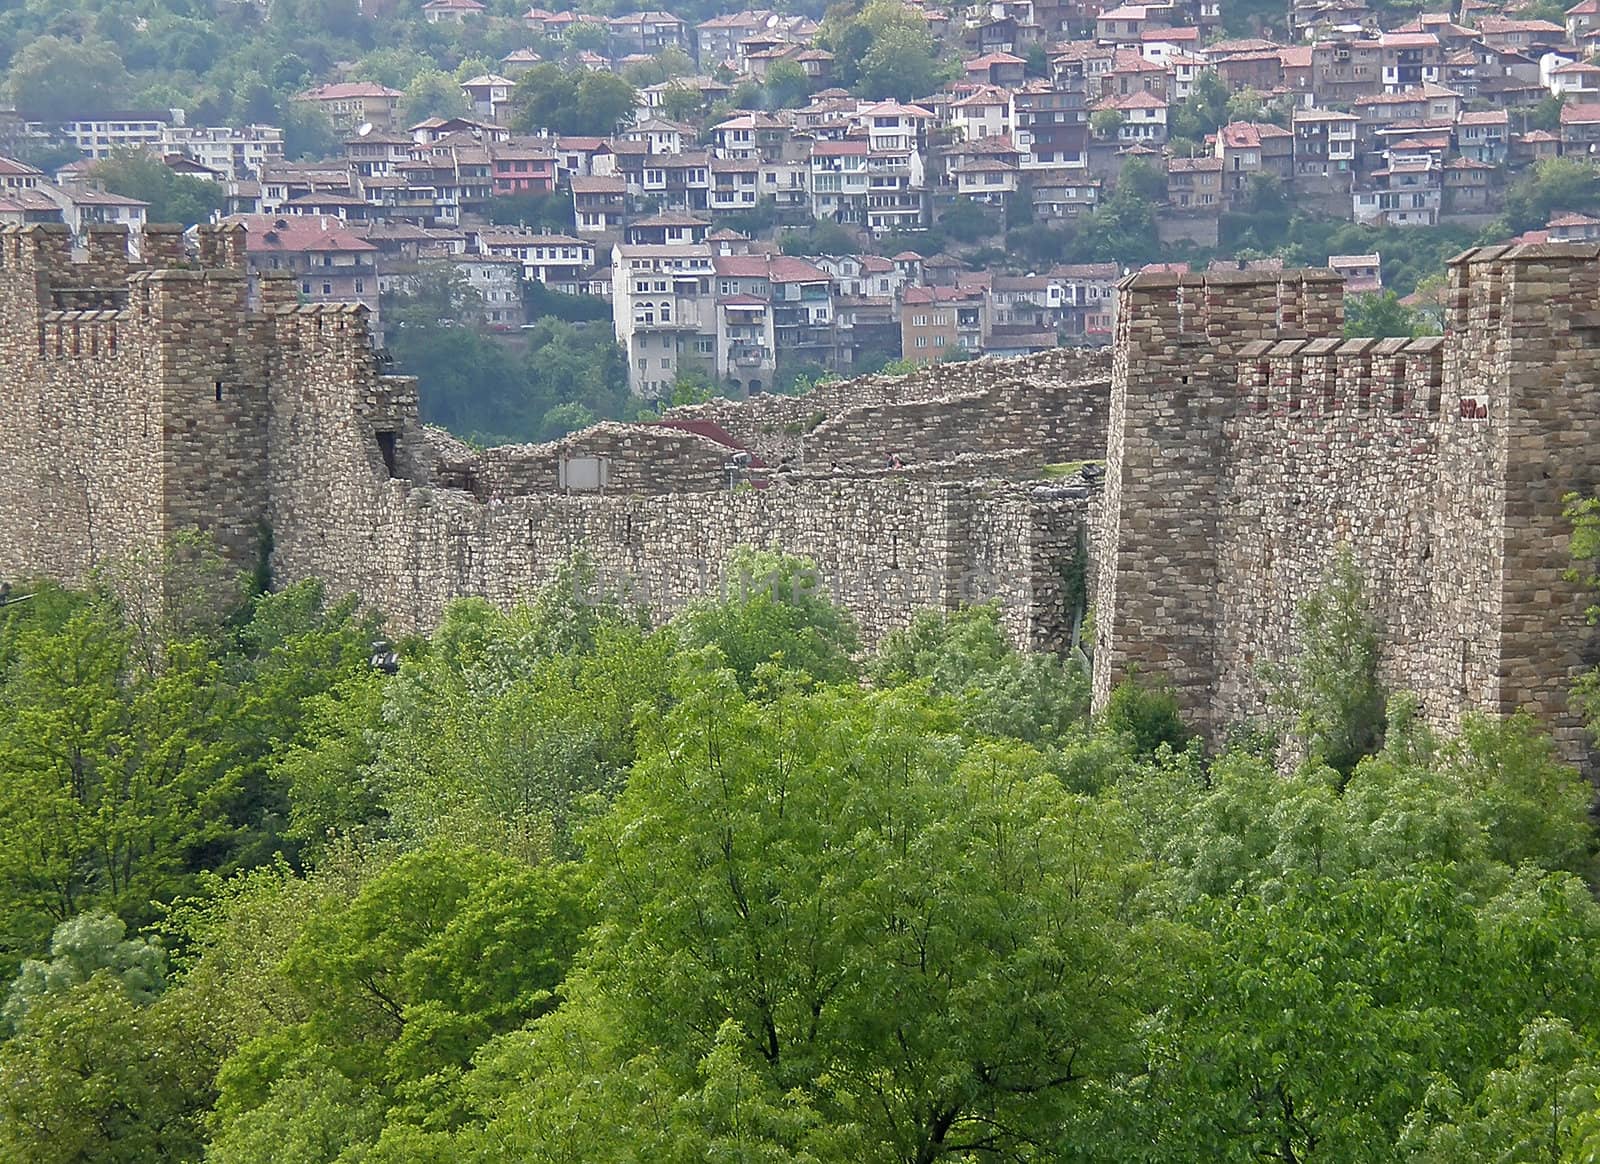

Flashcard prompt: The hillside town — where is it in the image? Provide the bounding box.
[0,0,1595,397]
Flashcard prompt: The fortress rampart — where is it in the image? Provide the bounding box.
[1092,252,1600,763]
[1,222,1596,765]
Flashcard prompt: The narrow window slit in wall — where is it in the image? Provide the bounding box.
[214,380,224,402]
[376,430,398,478]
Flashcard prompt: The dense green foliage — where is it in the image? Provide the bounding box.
[383,264,637,444]
[2,538,1600,1160]
[92,150,226,227]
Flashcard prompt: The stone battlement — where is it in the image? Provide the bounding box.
[0,223,1597,766]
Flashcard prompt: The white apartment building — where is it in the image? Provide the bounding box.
[159,125,285,181]
[476,231,596,292]
[612,243,717,396]
[28,112,172,160]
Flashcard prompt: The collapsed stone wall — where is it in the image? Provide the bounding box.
[274,394,1098,645]
[665,348,1111,465]
[801,373,1110,470]
[435,422,750,500]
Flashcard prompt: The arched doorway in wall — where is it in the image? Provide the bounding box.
[749,379,763,395]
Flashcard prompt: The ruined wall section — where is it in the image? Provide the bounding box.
[801,372,1110,470]
[457,423,751,499]
[261,312,1098,643]
[665,347,1111,465]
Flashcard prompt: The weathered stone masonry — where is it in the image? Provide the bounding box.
[0,224,1099,656]
[1092,252,1600,765]
[3,221,1598,766]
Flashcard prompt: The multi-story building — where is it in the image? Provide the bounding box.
[25,112,170,161]
[1311,36,1384,107]
[1053,262,1118,342]
[612,242,716,396]
[1328,252,1381,293]
[1442,157,1497,215]
[460,74,514,123]
[1378,31,1441,92]
[474,230,595,291]
[768,255,839,367]
[0,156,43,195]
[715,293,776,395]
[226,213,381,332]
[42,184,148,245]
[863,146,926,236]
[1093,91,1168,144]
[1561,101,1600,155]
[1292,108,1359,184]
[809,140,869,224]
[346,131,413,178]
[950,86,1013,141]
[1352,156,1441,226]
[607,11,689,56]
[1011,81,1089,168]
[697,12,771,67]
[1455,109,1508,164]
[422,0,487,23]
[294,83,404,133]
[950,158,1018,205]
[1031,170,1101,219]
[1166,154,1223,209]
[158,125,284,181]
[571,174,627,235]
[900,285,986,363]
[1475,16,1565,52]
[489,143,557,195]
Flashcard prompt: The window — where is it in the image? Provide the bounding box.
[354,279,364,293]
[916,335,928,348]
[322,282,332,295]
[935,335,946,347]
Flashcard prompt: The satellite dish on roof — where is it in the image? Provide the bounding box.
[357,122,374,137]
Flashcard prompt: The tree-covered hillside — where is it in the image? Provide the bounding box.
[3,536,1600,1161]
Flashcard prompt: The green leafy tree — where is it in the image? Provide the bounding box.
[208,844,586,1162]
[1344,289,1421,338]
[763,59,812,109]
[400,67,467,125]
[509,64,636,136]
[462,669,1152,1160]
[1090,107,1125,139]
[369,573,672,857]
[5,36,131,119]
[2,911,165,1036]
[93,150,225,227]
[1270,547,1387,779]
[1502,156,1600,234]
[281,103,339,162]
[872,603,1091,744]
[939,196,1000,243]
[822,0,952,101]
[676,548,860,690]
[0,973,218,1163]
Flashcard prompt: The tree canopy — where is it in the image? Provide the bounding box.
[0,539,1597,1160]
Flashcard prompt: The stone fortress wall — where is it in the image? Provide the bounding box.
[0,223,1097,653]
[1,221,1597,765]
[1091,254,1600,764]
